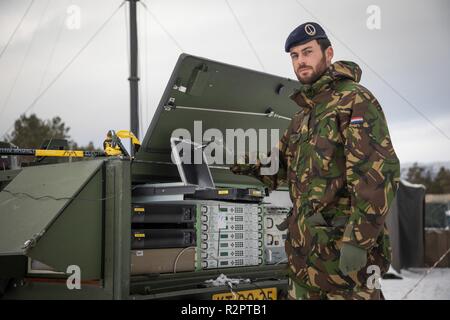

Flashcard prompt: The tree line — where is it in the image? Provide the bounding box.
[3,113,100,151]
[406,163,450,194]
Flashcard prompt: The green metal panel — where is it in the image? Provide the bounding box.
[0,169,21,191]
[3,281,110,300]
[0,160,104,256]
[27,169,103,280]
[134,54,300,187]
[1,159,132,300]
[103,159,131,300]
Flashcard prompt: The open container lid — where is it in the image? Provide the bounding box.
[133,53,300,188]
[0,160,105,279]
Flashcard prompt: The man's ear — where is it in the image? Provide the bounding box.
[325,46,334,65]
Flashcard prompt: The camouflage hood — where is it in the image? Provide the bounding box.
[326,60,362,83]
[291,61,362,108]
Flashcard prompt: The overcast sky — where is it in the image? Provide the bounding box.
[0,0,449,163]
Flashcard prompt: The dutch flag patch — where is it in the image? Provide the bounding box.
[350,116,364,125]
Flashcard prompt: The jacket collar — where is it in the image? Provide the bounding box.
[290,60,362,110]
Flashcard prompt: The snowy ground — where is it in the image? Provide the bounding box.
[381,268,450,300]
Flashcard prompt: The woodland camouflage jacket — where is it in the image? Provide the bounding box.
[232,61,400,291]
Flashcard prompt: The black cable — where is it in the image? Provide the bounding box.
[0,0,35,60]
[217,227,222,269]
[1,189,112,203]
[249,281,269,300]
[294,0,450,141]
[34,0,69,101]
[139,0,184,52]
[0,0,48,119]
[1,185,139,204]
[224,0,265,71]
[226,281,247,300]
[2,1,126,138]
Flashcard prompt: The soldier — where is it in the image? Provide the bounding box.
[230,22,400,300]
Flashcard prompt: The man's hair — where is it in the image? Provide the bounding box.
[317,38,332,52]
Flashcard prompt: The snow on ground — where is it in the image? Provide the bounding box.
[381,268,450,300]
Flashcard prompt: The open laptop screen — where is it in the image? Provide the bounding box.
[170,137,215,189]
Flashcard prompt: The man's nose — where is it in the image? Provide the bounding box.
[296,56,307,67]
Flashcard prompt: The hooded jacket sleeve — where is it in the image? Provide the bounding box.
[341,89,400,250]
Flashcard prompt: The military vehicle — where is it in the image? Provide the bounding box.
[0,53,301,300]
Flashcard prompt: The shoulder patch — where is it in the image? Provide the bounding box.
[350,116,364,125]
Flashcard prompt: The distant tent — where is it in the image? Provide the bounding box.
[424,194,450,228]
[425,203,448,228]
[386,179,426,272]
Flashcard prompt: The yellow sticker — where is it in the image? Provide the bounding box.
[218,190,229,195]
[134,233,145,238]
[212,287,277,300]
[134,207,145,213]
[250,190,262,196]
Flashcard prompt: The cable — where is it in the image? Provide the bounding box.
[217,227,222,269]
[0,185,139,206]
[224,0,265,71]
[226,280,239,299]
[401,247,450,299]
[275,257,288,265]
[1,189,110,203]
[35,133,56,163]
[224,278,273,300]
[2,1,126,138]
[294,0,450,141]
[139,0,184,52]
[123,1,130,70]
[34,0,69,106]
[166,105,292,121]
[0,0,35,60]
[201,248,220,263]
[249,281,269,300]
[173,245,268,300]
[137,2,150,136]
[0,0,49,119]
[173,246,196,274]
[173,246,220,273]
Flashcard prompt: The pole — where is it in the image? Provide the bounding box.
[128,0,140,153]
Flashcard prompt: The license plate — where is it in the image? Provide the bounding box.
[212,287,277,300]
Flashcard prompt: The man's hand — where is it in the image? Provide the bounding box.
[230,163,243,174]
[229,153,259,175]
[339,243,367,275]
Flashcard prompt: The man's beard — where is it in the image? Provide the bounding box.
[296,54,328,85]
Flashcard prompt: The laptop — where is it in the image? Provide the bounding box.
[170,137,215,190]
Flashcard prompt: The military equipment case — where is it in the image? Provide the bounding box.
[0,54,298,299]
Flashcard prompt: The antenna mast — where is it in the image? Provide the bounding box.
[127,0,140,148]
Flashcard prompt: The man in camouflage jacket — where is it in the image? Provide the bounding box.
[230,22,400,300]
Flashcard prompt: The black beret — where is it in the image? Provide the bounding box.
[285,22,328,52]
